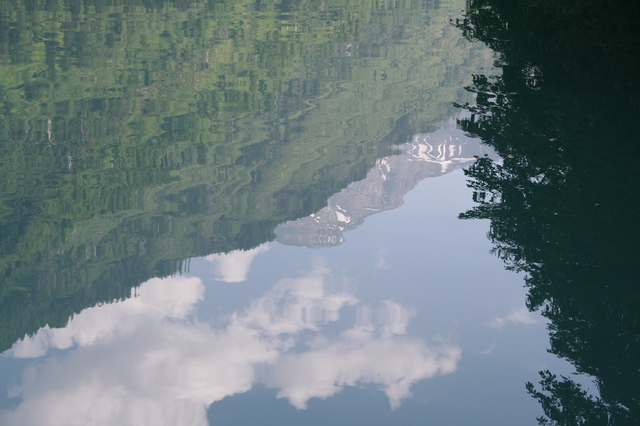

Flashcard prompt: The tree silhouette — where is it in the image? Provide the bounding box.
[457,0,640,423]
[526,371,629,426]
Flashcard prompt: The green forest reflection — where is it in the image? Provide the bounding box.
[0,0,489,352]
[456,0,640,424]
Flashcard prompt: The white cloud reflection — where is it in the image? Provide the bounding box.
[263,327,460,410]
[205,244,269,282]
[2,268,461,426]
[488,308,537,329]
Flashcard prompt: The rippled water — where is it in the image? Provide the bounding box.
[1,0,639,424]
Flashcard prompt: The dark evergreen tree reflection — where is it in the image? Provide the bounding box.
[456,0,640,423]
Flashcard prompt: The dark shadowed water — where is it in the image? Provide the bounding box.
[0,0,638,424]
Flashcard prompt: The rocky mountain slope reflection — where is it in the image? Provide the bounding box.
[275,117,494,248]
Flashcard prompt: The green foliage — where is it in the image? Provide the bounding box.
[0,0,490,351]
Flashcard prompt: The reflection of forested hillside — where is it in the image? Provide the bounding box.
[456,0,640,423]
[0,0,490,351]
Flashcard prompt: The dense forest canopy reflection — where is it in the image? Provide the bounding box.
[0,0,491,352]
[456,0,640,423]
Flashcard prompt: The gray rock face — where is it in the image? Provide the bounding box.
[275,120,494,248]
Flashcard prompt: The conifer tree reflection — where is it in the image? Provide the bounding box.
[456,0,640,423]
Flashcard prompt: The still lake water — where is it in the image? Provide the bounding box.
[1,0,639,424]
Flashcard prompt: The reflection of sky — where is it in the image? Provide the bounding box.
[0,164,590,425]
[198,169,590,425]
[2,269,459,425]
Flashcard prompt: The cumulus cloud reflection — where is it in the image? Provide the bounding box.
[2,269,461,425]
[263,327,460,409]
[205,244,269,283]
[488,308,537,329]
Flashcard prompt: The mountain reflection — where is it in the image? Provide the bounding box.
[3,269,460,425]
[275,118,493,248]
[0,0,491,352]
[456,0,640,423]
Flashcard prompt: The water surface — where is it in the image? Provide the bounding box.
[1,0,639,424]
